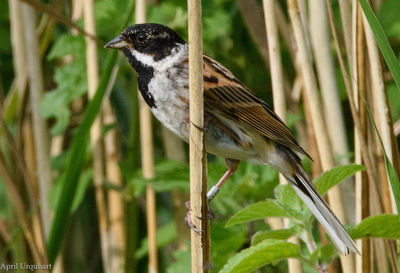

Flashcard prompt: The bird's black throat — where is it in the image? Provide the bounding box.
[122,48,156,108]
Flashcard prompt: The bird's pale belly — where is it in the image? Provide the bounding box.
[149,95,259,161]
[146,68,259,162]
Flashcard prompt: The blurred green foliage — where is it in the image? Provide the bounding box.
[0,0,399,272]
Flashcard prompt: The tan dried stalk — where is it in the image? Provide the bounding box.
[22,3,53,237]
[9,0,27,100]
[0,152,44,266]
[326,1,391,272]
[188,0,210,272]
[350,2,364,271]
[286,0,355,271]
[263,1,302,272]
[338,0,353,67]
[19,0,98,42]
[135,1,158,272]
[104,66,125,273]
[356,8,372,273]
[394,119,400,136]
[83,1,110,272]
[363,11,399,273]
[309,0,354,223]
[363,14,397,214]
[10,0,43,259]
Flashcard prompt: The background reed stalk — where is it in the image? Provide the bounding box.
[22,3,52,238]
[104,66,125,273]
[83,0,110,271]
[263,1,302,272]
[287,0,355,271]
[135,1,158,272]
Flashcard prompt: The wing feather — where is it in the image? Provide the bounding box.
[203,55,310,158]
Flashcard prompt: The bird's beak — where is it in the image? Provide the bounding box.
[104,35,128,49]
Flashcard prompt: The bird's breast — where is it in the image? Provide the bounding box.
[146,68,190,141]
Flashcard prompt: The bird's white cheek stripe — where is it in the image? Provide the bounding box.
[130,43,188,71]
[131,49,155,67]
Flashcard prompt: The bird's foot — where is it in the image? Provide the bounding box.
[184,201,214,233]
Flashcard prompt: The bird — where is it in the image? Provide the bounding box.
[105,23,359,255]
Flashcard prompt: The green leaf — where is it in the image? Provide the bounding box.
[359,0,400,91]
[218,240,300,273]
[309,245,336,265]
[167,247,191,273]
[135,221,177,259]
[314,164,366,195]
[47,35,85,60]
[211,222,248,271]
[251,227,297,245]
[42,34,87,135]
[274,184,304,220]
[49,169,92,214]
[225,200,289,227]
[348,214,400,239]
[129,160,190,196]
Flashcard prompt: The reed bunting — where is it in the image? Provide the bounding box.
[105,23,359,255]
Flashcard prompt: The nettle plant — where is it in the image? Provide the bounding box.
[218,164,400,273]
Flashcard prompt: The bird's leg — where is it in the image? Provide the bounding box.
[185,159,240,233]
[207,159,240,201]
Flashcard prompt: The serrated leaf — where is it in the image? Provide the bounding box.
[274,184,304,219]
[314,164,365,195]
[309,245,336,265]
[42,34,87,135]
[219,240,300,273]
[225,200,289,227]
[348,214,400,239]
[251,227,297,245]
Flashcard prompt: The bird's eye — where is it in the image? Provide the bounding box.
[137,33,147,42]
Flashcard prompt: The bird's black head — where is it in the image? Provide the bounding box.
[105,23,186,62]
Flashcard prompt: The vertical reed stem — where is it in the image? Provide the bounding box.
[363,14,396,214]
[188,0,210,272]
[22,3,52,237]
[83,1,110,272]
[104,67,125,273]
[309,0,353,220]
[135,1,158,272]
[286,0,355,271]
[263,1,302,272]
[9,0,27,99]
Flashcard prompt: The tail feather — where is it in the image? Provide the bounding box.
[286,167,360,256]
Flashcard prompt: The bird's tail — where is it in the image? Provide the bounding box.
[284,164,359,255]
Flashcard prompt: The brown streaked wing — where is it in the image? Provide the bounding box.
[203,55,310,158]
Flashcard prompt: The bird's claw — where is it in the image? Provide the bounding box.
[185,210,202,234]
[190,121,207,132]
[184,201,214,233]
